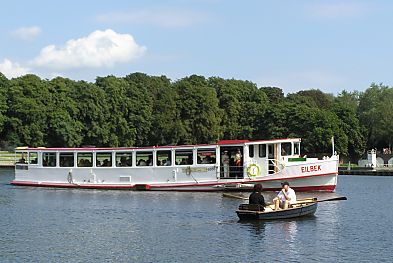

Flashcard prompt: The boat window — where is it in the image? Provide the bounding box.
[175,150,193,165]
[77,153,93,167]
[157,150,172,166]
[60,153,74,167]
[43,152,57,167]
[268,144,274,159]
[281,143,292,156]
[197,148,216,164]
[16,152,28,164]
[29,152,38,164]
[248,145,254,158]
[259,144,266,158]
[116,152,132,167]
[96,152,112,167]
[294,142,300,155]
[136,151,153,166]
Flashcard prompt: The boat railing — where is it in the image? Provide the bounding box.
[218,165,244,179]
[267,158,284,174]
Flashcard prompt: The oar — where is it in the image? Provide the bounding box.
[316,196,347,203]
[222,193,248,200]
[222,193,274,206]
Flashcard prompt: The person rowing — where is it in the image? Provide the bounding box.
[273,181,297,210]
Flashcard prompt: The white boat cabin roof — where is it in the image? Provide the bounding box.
[15,138,301,152]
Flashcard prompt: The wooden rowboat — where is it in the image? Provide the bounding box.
[236,201,318,220]
[234,196,346,220]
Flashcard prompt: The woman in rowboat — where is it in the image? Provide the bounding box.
[249,184,266,209]
[273,182,297,210]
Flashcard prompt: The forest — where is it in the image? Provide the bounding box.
[0,72,392,158]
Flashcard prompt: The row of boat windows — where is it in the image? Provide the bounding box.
[250,143,299,158]
[19,149,217,168]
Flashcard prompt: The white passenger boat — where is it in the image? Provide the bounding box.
[11,138,339,191]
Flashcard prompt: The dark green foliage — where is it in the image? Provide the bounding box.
[358,83,393,150]
[0,71,390,157]
[260,87,284,104]
[175,75,222,144]
[209,77,268,140]
[0,73,8,135]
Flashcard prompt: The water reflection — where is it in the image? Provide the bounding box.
[238,220,266,236]
[281,220,297,241]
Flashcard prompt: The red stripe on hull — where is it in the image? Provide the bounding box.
[11,180,336,192]
[10,181,135,190]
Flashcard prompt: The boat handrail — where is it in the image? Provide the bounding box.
[267,158,284,174]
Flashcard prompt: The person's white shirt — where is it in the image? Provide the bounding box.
[277,187,297,204]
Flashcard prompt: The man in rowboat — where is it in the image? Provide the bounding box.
[273,182,297,210]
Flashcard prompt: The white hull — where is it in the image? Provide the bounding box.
[12,159,338,191]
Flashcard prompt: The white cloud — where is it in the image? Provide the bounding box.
[11,26,41,41]
[97,8,208,28]
[0,59,30,78]
[32,29,146,70]
[307,2,371,19]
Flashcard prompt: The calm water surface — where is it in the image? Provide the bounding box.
[1,170,392,262]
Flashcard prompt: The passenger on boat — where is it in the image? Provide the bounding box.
[103,159,110,167]
[273,182,297,210]
[249,184,265,209]
[221,151,230,178]
[138,159,147,166]
[235,149,242,167]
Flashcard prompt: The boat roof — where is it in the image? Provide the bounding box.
[15,138,301,151]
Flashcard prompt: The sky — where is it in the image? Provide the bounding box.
[1,0,392,94]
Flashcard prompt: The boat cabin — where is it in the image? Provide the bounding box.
[15,138,302,179]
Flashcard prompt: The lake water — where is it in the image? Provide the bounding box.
[1,169,392,262]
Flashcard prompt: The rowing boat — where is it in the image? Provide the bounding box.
[236,201,318,220]
[235,196,347,220]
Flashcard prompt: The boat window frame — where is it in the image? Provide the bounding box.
[156,150,172,167]
[28,152,38,165]
[59,152,75,167]
[259,144,267,158]
[248,145,255,158]
[115,151,133,167]
[281,142,292,156]
[16,151,28,164]
[175,149,194,166]
[96,152,113,167]
[77,152,93,167]
[136,151,153,167]
[294,142,301,156]
[196,148,216,165]
[42,152,57,167]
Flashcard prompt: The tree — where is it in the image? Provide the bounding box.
[45,77,84,147]
[287,89,334,109]
[69,80,110,146]
[358,83,393,149]
[0,73,8,137]
[334,92,365,157]
[4,74,50,147]
[175,75,222,144]
[209,77,268,140]
[260,87,284,104]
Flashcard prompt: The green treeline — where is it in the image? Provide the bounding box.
[0,72,392,157]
